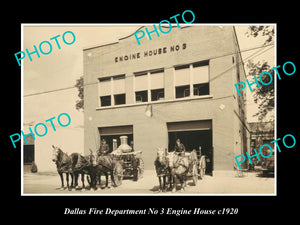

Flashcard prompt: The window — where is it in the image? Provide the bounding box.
[193,61,209,83]
[176,85,190,98]
[135,75,148,103]
[193,61,209,96]
[151,88,164,101]
[24,145,34,164]
[174,61,209,99]
[135,90,148,102]
[150,69,164,89]
[175,65,190,87]
[113,75,125,94]
[114,93,126,105]
[134,72,148,103]
[100,95,111,107]
[150,69,164,101]
[134,68,165,103]
[135,72,148,91]
[99,77,111,96]
[98,74,126,107]
[175,65,190,99]
[193,83,209,96]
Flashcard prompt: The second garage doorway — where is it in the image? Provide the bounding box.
[167,120,213,175]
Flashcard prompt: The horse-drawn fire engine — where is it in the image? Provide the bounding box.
[110,136,144,185]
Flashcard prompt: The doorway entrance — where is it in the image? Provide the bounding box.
[98,125,133,152]
[167,120,213,175]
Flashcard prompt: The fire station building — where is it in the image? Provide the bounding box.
[83,25,249,175]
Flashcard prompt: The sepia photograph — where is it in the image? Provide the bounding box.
[21,24,276,195]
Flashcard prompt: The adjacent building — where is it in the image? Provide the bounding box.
[23,124,84,173]
[249,121,275,152]
[83,25,250,175]
[23,128,35,173]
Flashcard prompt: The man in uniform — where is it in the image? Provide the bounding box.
[174,138,186,156]
[96,139,111,170]
[97,139,110,157]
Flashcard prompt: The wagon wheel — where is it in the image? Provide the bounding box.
[137,158,144,179]
[199,156,206,180]
[192,163,198,186]
[113,161,123,186]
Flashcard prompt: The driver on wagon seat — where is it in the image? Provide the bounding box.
[174,139,186,156]
[97,139,110,157]
[96,139,113,169]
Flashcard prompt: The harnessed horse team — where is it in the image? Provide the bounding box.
[154,147,198,192]
[51,145,121,191]
[51,138,202,192]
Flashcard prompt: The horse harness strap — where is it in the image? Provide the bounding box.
[175,157,189,169]
[74,158,90,171]
[155,157,169,177]
[97,156,114,170]
[56,153,72,172]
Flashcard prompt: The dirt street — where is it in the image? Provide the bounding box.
[23,170,275,195]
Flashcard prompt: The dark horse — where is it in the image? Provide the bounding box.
[70,152,93,191]
[92,154,122,189]
[154,147,171,192]
[52,145,95,191]
[51,145,73,190]
[75,150,102,191]
[73,152,122,191]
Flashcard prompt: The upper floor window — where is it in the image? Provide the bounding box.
[150,69,164,101]
[134,69,165,103]
[134,72,148,103]
[113,75,126,105]
[98,74,126,107]
[174,61,209,99]
[193,61,209,96]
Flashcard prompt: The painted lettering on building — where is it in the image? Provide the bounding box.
[114,43,187,63]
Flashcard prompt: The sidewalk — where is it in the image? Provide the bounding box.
[23,169,275,195]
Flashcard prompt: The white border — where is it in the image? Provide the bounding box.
[21,23,277,196]
[274,24,277,196]
[21,23,24,195]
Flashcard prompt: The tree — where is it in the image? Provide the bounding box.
[246,26,274,45]
[246,26,275,121]
[75,76,84,111]
[246,60,274,120]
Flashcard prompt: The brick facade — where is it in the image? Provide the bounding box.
[83,25,249,173]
